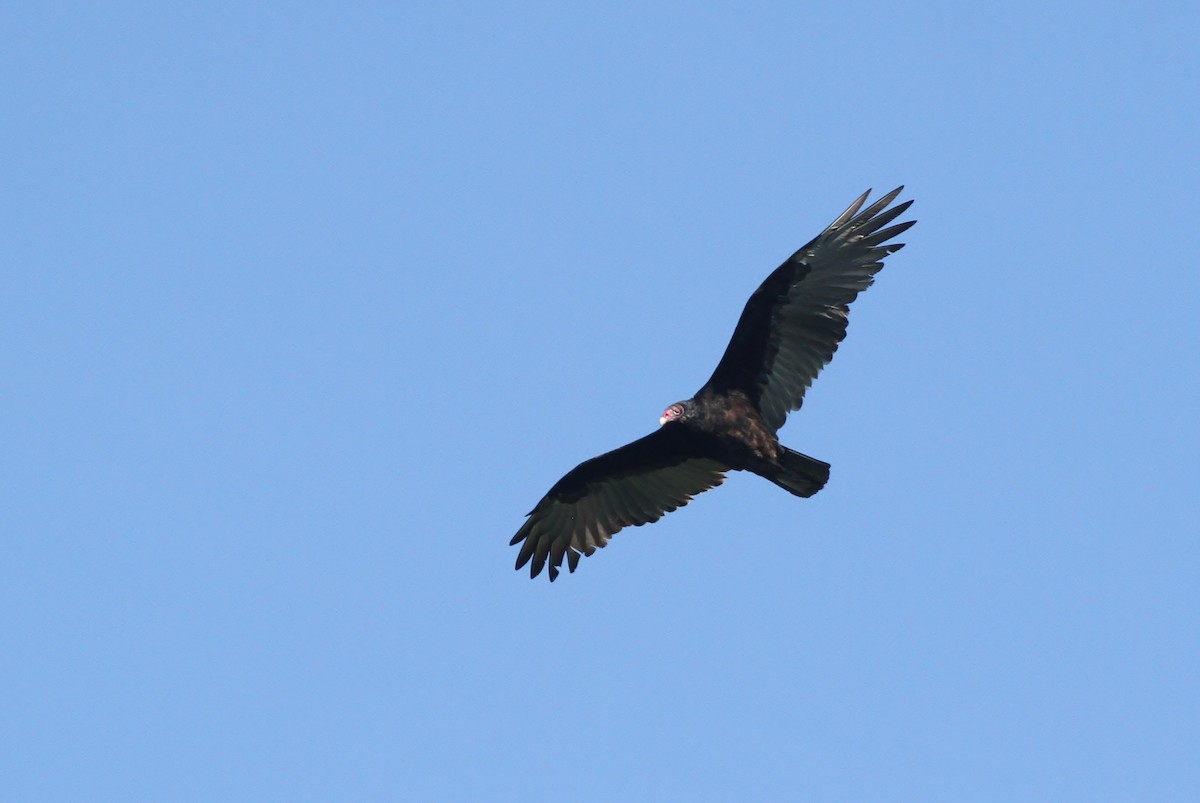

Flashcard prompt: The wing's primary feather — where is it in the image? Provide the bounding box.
[511,427,728,581]
[700,187,915,431]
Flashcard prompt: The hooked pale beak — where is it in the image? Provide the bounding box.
[659,415,668,426]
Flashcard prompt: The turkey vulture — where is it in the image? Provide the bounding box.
[511,187,915,580]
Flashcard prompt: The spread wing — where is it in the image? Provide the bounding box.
[700,187,915,432]
[511,426,728,581]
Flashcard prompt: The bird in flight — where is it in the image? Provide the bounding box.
[511,187,915,580]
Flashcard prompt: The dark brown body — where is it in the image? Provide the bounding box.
[667,389,830,499]
[688,389,779,462]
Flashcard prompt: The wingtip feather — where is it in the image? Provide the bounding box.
[829,189,872,229]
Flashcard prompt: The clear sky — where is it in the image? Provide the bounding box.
[4,3,1198,800]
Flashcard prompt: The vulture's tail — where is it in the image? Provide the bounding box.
[768,447,830,498]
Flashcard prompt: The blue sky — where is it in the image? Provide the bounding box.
[3,3,1198,800]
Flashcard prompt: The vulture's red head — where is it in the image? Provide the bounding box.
[659,401,688,426]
